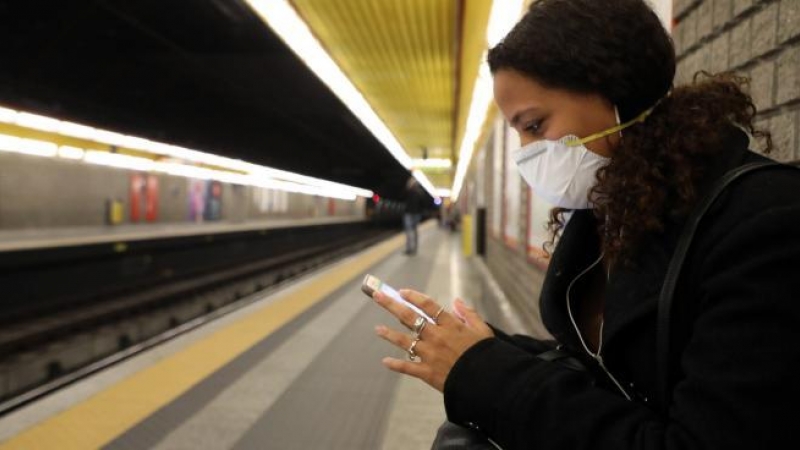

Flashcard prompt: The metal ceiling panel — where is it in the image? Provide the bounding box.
[291,0,457,167]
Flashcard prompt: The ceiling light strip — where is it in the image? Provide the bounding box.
[451,56,493,202]
[0,106,370,201]
[412,158,453,169]
[244,0,439,197]
[451,0,524,201]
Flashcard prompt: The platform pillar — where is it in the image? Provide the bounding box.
[461,214,473,257]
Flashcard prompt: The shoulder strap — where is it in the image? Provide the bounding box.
[655,161,782,412]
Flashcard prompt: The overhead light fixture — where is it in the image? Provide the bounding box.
[0,106,18,124]
[0,104,373,201]
[243,0,439,198]
[435,188,452,198]
[411,158,453,169]
[452,0,525,201]
[58,121,101,140]
[57,145,85,160]
[0,134,58,157]
[15,112,61,133]
[412,169,437,198]
[451,55,493,202]
[84,151,156,172]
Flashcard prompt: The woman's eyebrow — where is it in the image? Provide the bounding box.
[510,107,542,127]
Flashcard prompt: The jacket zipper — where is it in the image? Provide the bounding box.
[565,253,632,401]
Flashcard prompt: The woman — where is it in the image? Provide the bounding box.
[371,0,800,448]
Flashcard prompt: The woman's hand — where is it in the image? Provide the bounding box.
[373,289,494,392]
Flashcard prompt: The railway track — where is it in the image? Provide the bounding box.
[0,223,396,415]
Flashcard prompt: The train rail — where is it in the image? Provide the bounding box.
[0,221,397,415]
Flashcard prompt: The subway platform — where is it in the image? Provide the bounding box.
[0,222,530,449]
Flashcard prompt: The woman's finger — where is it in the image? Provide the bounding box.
[453,299,479,327]
[375,324,435,356]
[397,289,457,326]
[375,325,411,349]
[453,299,495,337]
[381,357,430,380]
[372,291,424,329]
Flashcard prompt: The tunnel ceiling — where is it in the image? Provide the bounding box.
[291,0,459,190]
[0,0,465,200]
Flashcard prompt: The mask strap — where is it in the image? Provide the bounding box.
[565,105,656,147]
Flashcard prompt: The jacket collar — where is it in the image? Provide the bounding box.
[539,126,752,351]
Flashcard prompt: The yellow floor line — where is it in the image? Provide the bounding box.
[0,232,408,450]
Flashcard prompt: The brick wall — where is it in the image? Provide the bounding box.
[673,0,800,161]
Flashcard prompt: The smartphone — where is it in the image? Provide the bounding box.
[361,274,434,323]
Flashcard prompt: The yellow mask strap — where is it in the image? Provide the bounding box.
[564,106,655,147]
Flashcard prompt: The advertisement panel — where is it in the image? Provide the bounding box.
[130,173,158,223]
[188,179,222,222]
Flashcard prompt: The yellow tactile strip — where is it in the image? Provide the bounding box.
[0,232,407,450]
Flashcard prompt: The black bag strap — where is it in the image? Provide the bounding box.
[655,161,784,412]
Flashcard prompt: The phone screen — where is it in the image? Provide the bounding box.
[362,274,434,323]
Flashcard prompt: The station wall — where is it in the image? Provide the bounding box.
[459,0,799,338]
[0,152,365,230]
[672,0,800,161]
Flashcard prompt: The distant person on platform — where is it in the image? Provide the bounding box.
[403,177,424,255]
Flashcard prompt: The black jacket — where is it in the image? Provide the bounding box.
[405,184,425,215]
[443,130,800,449]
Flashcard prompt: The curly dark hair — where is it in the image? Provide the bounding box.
[488,0,771,267]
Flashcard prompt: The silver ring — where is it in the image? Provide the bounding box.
[412,316,427,337]
[407,338,421,361]
[433,306,445,324]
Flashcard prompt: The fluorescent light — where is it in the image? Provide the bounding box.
[251,177,357,201]
[452,0,525,201]
[0,106,18,123]
[435,188,452,198]
[58,145,85,160]
[0,135,58,157]
[450,1,525,201]
[2,103,374,201]
[91,129,132,148]
[243,0,438,198]
[84,151,156,172]
[153,162,358,200]
[452,56,494,201]
[412,158,453,169]
[0,134,21,151]
[57,121,100,140]
[138,142,372,198]
[247,165,373,198]
[19,139,58,157]
[15,112,62,133]
[412,169,437,198]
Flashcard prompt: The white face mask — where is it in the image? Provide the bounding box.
[512,106,654,210]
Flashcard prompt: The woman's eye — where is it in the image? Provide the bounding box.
[523,119,543,134]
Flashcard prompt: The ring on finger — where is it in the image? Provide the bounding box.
[412,316,427,338]
[407,338,421,361]
[433,306,445,324]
